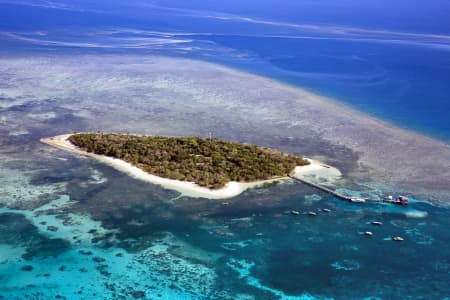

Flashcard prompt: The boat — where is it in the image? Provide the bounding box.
[384,195,409,206]
[307,211,317,216]
[371,221,383,226]
[322,208,331,213]
[291,210,300,215]
[364,231,373,236]
[397,196,409,205]
[392,236,404,241]
[350,198,366,203]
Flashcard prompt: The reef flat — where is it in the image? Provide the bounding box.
[0,54,449,299]
[2,55,448,204]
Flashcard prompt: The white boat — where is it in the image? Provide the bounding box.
[350,198,366,203]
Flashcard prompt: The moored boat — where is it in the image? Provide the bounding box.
[350,198,366,203]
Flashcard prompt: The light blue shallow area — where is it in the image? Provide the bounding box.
[0,172,449,299]
[0,1,450,299]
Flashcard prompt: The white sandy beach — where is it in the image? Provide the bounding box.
[292,159,342,186]
[6,55,448,204]
[41,134,338,199]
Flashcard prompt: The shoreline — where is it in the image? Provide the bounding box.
[6,54,448,204]
[41,134,340,199]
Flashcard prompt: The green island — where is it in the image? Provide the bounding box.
[69,133,310,189]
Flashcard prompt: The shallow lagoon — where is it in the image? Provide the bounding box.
[0,55,449,299]
[1,160,449,299]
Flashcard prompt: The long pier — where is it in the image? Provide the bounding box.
[289,175,355,201]
[288,175,397,204]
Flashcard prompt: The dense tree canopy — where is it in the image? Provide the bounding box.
[69,133,310,189]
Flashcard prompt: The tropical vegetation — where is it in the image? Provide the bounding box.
[69,133,310,189]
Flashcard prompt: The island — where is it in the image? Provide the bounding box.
[41,133,340,199]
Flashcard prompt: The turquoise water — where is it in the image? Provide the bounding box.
[1,1,450,298]
[0,149,449,299]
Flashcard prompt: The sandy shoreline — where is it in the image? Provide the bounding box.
[6,54,448,205]
[41,134,339,199]
[293,160,342,186]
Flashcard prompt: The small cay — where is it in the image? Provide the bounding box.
[68,132,310,189]
[41,133,313,199]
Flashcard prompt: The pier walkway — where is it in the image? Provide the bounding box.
[289,175,385,203]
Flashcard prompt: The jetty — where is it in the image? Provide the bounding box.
[289,176,408,205]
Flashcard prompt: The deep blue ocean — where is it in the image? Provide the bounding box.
[1,1,450,299]
[1,0,450,142]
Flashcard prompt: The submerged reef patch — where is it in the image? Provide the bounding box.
[331,259,361,271]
